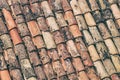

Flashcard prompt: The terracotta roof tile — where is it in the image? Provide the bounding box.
[0,0,120,79]
[9,29,22,45]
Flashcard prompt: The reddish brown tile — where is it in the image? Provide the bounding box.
[52,31,64,44]
[48,49,60,61]
[29,51,42,66]
[34,66,47,80]
[32,35,45,49]
[69,25,82,38]
[37,17,49,31]
[52,61,66,77]
[78,71,89,80]
[27,21,41,37]
[43,63,56,80]
[64,11,77,26]
[39,48,50,64]
[2,8,17,30]
[57,44,70,59]
[61,0,72,12]
[10,69,24,80]
[10,29,22,45]
[72,57,85,72]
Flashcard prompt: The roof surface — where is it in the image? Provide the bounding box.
[0,0,120,80]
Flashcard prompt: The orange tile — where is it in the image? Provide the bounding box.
[1,70,11,80]
[2,8,16,30]
[27,21,41,37]
[69,25,82,38]
[9,29,22,45]
[64,11,77,26]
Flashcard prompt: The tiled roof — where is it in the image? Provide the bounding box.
[0,0,120,80]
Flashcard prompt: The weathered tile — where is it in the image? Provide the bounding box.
[83,30,94,45]
[111,4,120,19]
[106,19,120,37]
[57,44,70,59]
[92,10,103,23]
[12,3,22,16]
[70,0,82,15]
[49,0,62,11]
[78,0,91,13]
[41,1,54,17]
[48,49,59,61]
[94,61,109,79]
[43,63,56,80]
[115,19,120,29]
[72,57,85,72]
[20,0,29,5]
[14,44,28,60]
[64,11,77,26]
[113,37,120,54]
[0,54,7,70]
[75,15,88,30]
[69,25,82,38]
[22,36,36,52]
[46,17,59,32]
[34,66,47,80]
[89,26,103,42]
[42,31,56,49]
[86,67,100,80]
[84,12,96,26]
[66,40,80,57]
[6,48,20,69]
[20,59,36,79]
[68,73,78,80]
[0,18,8,35]
[52,31,64,44]
[102,9,113,20]
[52,61,66,77]
[61,0,72,12]
[88,0,100,11]
[37,17,49,31]
[10,69,24,80]
[78,71,89,80]
[1,34,13,49]
[30,3,41,18]
[98,0,108,9]
[29,51,41,66]
[111,74,120,80]
[17,23,30,37]
[22,5,34,21]
[55,12,68,27]
[32,35,45,49]
[27,77,37,80]
[59,75,69,80]
[15,15,25,24]
[98,23,111,39]
[60,27,73,41]
[29,0,38,4]
[111,55,120,72]
[88,45,100,61]
[104,39,118,55]
[61,58,75,74]
[39,48,50,64]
